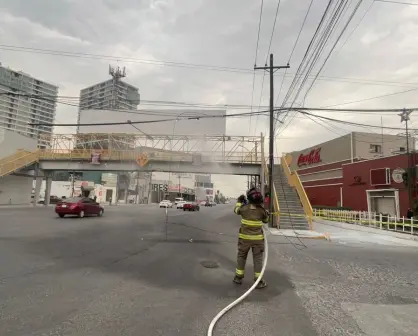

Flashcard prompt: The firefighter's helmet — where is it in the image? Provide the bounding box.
[246,187,263,204]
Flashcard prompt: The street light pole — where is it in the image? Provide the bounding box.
[399,108,413,210]
[255,54,290,227]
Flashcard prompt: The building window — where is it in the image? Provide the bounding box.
[399,147,405,152]
[370,144,382,153]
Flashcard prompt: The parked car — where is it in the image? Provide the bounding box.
[183,202,200,211]
[204,201,213,207]
[177,201,186,209]
[55,197,104,218]
[159,200,173,208]
[38,195,62,204]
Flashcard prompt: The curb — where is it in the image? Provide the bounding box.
[267,227,331,241]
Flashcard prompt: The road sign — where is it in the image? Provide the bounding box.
[136,153,149,167]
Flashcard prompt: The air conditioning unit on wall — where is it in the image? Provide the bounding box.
[370,168,391,186]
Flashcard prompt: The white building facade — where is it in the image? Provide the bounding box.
[0,63,58,147]
[78,79,139,112]
[0,129,38,205]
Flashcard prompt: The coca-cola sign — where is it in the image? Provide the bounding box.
[297,148,322,167]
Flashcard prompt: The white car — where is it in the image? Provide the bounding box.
[159,200,173,208]
[177,201,187,209]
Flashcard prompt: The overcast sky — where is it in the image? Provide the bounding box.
[1,0,417,196]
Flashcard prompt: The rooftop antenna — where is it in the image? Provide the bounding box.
[109,65,126,109]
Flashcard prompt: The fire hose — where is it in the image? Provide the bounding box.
[207,226,268,335]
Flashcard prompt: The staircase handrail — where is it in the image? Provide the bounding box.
[0,149,31,165]
[0,150,40,177]
[271,179,280,228]
[261,157,280,227]
[281,154,313,230]
[260,134,279,227]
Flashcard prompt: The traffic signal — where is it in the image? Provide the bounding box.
[402,171,408,186]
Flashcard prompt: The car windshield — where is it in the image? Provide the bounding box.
[161,200,170,203]
[61,197,82,203]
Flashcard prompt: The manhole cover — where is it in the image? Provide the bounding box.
[200,260,219,269]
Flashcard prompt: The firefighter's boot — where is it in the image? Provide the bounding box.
[233,276,243,285]
[255,278,267,289]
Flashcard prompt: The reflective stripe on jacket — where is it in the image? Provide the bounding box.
[234,202,268,240]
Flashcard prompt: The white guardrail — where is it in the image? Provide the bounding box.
[313,208,418,236]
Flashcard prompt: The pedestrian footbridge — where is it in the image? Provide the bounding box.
[0,133,263,177]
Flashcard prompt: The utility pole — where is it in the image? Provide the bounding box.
[399,108,413,211]
[109,65,126,204]
[255,54,290,227]
[135,171,140,204]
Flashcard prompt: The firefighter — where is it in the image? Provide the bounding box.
[233,187,268,289]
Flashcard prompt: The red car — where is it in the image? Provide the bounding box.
[55,197,104,218]
[183,202,200,211]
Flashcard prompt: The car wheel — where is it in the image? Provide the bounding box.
[78,210,85,218]
[58,214,65,218]
[183,208,186,211]
[98,209,104,217]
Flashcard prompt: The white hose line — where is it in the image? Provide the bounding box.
[207,227,269,336]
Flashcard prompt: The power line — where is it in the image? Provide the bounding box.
[0,44,416,88]
[0,44,254,74]
[275,0,315,107]
[325,1,374,67]
[303,0,365,101]
[275,0,337,136]
[249,0,265,132]
[323,86,418,108]
[374,0,418,5]
[254,0,283,135]
[3,92,417,115]
[29,106,418,131]
[266,0,283,57]
[296,109,417,130]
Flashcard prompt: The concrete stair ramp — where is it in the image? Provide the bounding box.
[273,165,310,230]
[0,150,39,178]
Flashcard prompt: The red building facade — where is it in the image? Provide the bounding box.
[287,132,416,217]
[301,153,418,217]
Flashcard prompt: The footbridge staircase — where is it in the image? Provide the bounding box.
[262,152,313,230]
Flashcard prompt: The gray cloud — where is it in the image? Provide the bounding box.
[0,0,417,195]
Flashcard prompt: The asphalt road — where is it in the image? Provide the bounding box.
[0,205,417,336]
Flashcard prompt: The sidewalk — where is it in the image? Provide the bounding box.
[314,218,418,242]
[266,226,330,240]
[0,204,54,209]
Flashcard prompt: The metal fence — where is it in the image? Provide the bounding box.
[314,208,418,236]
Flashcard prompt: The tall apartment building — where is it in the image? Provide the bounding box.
[0,63,58,147]
[79,79,140,111]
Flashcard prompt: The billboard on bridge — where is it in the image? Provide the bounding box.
[78,109,226,136]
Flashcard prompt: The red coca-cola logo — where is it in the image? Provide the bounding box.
[297,148,322,167]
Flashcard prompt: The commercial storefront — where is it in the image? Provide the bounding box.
[149,181,196,203]
[288,132,415,217]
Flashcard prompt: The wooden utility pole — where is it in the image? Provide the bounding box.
[255,54,289,227]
